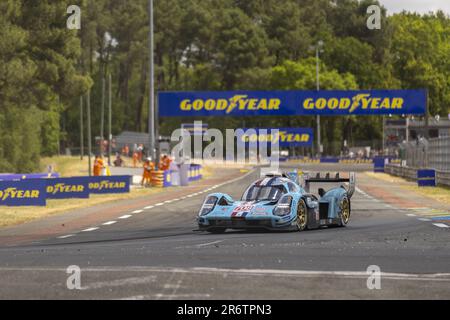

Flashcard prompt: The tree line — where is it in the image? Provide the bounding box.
[1,0,450,172]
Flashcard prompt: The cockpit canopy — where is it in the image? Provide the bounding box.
[242,177,290,201]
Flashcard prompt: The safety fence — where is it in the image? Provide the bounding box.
[399,137,450,172]
[0,175,131,207]
[386,136,450,187]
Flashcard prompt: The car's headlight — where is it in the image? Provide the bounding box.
[273,196,293,216]
[199,196,218,216]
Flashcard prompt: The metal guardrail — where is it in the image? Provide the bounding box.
[385,164,417,181]
[385,164,450,187]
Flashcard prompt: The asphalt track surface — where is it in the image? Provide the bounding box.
[0,164,449,299]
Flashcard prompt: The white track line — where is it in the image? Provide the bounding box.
[418,218,431,222]
[433,223,449,228]
[102,221,117,226]
[55,168,257,240]
[5,266,450,282]
[195,240,224,248]
[406,214,417,217]
[57,234,75,239]
[81,227,99,232]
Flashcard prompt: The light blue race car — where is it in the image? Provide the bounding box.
[197,171,355,233]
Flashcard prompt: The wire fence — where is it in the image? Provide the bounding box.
[399,136,450,172]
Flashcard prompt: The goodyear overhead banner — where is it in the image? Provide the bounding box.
[159,90,426,117]
[237,128,314,147]
[0,180,46,206]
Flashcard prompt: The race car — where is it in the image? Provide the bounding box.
[197,171,355,233]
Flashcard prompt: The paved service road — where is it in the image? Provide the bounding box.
[0,164,449,299]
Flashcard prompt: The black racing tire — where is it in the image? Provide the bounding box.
[296,199,308,231]
[207,227,226,234]
[338,196,351,227]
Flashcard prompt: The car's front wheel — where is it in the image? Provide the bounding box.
[296,199,308,231]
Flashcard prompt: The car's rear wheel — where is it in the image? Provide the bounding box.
[338,197,350,227]
[296,199,308,231]
[207,227,226,234]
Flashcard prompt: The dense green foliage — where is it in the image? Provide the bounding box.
[1,0,450,171]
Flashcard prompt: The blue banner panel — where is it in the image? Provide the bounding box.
[0,180,46,206]
[236,128,314,147]
[374,157,387,173]
[0,173,60,181]
[45,177,90,199]
[88,176,131,194]
[417,169,436,187]
[159,90,426,117]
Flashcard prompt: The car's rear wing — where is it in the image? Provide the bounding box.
[300,172,356,198]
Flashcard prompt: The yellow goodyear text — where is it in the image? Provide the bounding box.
[89,181,126,191]
[303,94,404,113]
[339,159,373,164]
[47,183,85,195]
[0,188,40,201]
[180,95,281,114]
[242,131,311,144]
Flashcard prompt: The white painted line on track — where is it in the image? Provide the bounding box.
[83,275,157,290]
[418,218,431,222]
[81,227,99,232]
[8,266,450,282]
[433,223,449,228]
[102,221,117,226]
[195,240,224,248]
[118,215,132,220]
[132,210,143,214]
[58,234,75,239]
[406,214,417,217]
[155,203,164,206]
[144,205,154,210]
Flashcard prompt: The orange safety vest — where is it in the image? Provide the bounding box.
[143,162,155,178]
[93,158,104,176]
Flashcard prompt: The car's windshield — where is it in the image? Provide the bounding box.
[242,185,287,201]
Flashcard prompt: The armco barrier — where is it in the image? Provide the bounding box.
[45,177,90,199]
[436,171,450,186]
[0,179,47,206]
[385,164,418,180]
[385,164,450,187]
